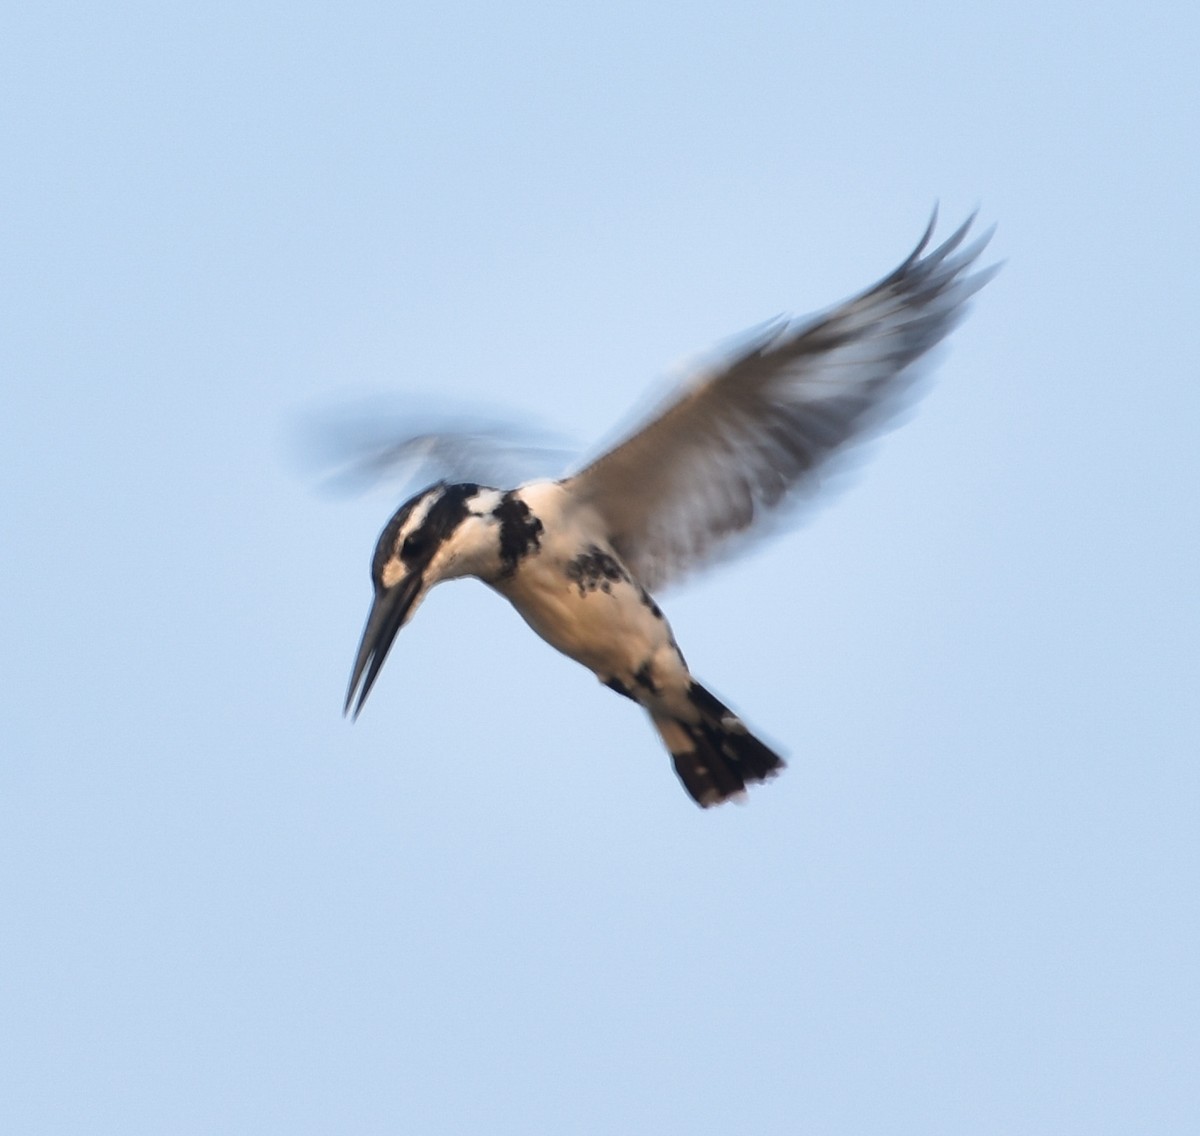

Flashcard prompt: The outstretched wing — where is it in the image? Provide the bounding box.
[301,401,574,497]
[563,213,997,592]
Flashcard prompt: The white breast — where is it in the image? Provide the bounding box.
[491,482,680,681]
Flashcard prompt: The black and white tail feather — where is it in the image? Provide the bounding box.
[339,212,997,807]
[656,683,784,807]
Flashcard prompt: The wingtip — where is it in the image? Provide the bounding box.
[907,204,940,266]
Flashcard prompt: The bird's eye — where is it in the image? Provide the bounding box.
[401,532,427,559]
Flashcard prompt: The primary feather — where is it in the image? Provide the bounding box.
[563,212,996,590]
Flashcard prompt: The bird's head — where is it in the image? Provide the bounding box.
[344,481,491,717]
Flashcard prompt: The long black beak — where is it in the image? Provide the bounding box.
[344,573,424,719]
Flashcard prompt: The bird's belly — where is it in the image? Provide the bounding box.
[494,559,675,680]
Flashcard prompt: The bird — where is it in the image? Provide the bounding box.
[343,212,996,807]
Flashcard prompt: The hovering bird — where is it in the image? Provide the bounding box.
[344,213,995,807]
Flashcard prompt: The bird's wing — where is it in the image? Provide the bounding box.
[562,213,997,592]
[302,403,574,497]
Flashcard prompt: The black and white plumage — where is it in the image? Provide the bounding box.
[344,214,996,807]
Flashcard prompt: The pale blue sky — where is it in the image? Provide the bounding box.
[2,3,1197,1134]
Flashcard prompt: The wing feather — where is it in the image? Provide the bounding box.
[562,213,997,591]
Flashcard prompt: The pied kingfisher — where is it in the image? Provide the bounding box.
[344,213,995,807]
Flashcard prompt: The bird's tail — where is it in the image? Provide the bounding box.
[653,682,785,808]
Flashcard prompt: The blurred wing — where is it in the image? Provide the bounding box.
[302,404,574,496]
[564,213,997,592]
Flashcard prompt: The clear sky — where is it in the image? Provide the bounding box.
[2,3,1197,1134]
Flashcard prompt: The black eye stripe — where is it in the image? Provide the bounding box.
[400,531,427,559]
[373,481,484,585]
